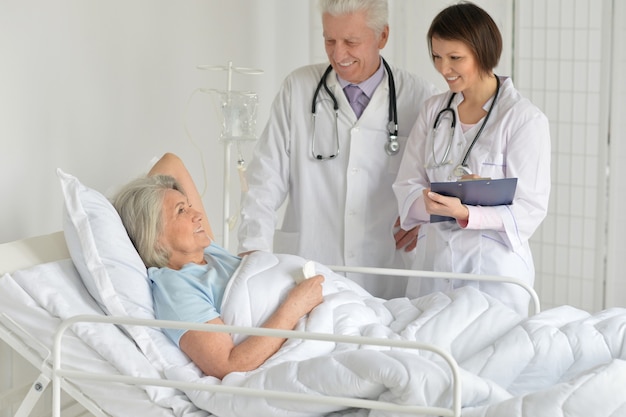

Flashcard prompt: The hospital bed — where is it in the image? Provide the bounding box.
[2,170,624,417]
[0,229,544,417]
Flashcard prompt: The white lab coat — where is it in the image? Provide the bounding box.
[393,76,551,315]
[238,62,438,299]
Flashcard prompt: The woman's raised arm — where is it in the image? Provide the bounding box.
[148,153,215,241]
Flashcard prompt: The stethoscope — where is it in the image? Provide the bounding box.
[310,58,399,160]
[431,75,500,177]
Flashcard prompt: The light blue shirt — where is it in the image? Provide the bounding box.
[148,243,241,346]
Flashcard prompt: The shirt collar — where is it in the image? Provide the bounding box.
[337,57,385,99]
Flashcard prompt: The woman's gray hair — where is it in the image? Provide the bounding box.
[112,174,185,268]
[318,0,388,36]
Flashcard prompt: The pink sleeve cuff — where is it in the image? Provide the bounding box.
[459,206,504,231]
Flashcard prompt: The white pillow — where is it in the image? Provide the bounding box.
[57,169,190,371]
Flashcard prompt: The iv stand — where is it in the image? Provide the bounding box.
[197,61,263,250]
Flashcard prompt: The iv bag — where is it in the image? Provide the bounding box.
[215,90,258,142]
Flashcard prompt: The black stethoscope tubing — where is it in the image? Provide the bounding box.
[312,65,337,113]
[311,58,399,158]
[433,75,500,174]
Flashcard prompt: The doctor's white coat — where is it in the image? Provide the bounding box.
[393,76,551,315]
[238,62,438,299]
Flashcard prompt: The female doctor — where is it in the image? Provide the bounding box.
[393,2,551,316]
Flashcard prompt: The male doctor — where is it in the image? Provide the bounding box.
[238,0,438,299]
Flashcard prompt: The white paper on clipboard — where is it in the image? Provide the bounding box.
[429,177,518,222]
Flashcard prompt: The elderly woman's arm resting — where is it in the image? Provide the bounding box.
[180,274,324,379]
[120,152,324,378]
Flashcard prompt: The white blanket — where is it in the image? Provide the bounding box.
[167,252,626,417]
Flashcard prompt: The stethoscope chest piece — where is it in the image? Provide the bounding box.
[453,164,473,177]
[385,136,400,155]
[385,120,399,155]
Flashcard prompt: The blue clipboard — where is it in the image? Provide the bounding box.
[429,177,518,223]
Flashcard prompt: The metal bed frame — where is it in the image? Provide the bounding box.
[0,231,540,417]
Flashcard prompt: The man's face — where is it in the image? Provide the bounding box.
[322,10,388,84]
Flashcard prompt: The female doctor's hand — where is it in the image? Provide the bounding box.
[423,188,470,222]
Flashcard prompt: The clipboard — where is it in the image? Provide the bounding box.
[429,177,518,222]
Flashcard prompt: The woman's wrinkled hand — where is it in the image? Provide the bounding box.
[286,274,325,316]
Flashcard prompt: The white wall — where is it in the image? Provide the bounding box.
[605,0,626,307]
[2,1,625,412]
[512,0,626,310]
[0,0,508,248]
[0,0,310,248]
[1,2,311,412]
[2,0,624,311]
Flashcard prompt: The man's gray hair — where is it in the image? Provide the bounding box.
[319,0,389,36]
[113,174,185,268]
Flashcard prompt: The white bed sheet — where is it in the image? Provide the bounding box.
[0,258,209,417]
[166,251,626,417]
[3,251,626,417]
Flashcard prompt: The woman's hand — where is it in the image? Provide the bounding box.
[423,188,470,222]
[180,275,324,379]
[461,174,482,180]
[285,274,325,317]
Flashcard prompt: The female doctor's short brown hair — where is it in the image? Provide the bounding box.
[427,2,502,76]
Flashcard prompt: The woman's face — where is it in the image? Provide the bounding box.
[431,36,481,94]
[322,10,389,84]
[159,188,211,269]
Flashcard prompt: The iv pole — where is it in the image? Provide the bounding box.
[197,61,263,250]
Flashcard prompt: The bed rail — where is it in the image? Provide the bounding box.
[52,315,462,417]
[0,313,109,417]
[329,265,541,315]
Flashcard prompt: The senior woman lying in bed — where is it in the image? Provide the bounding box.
[113,153,324,379]
[110,154,626,417]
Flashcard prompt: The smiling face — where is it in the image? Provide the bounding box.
[158,188,211,269]
[322,10,388,84]
[431,36,484,94]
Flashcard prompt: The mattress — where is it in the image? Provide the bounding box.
[0,258,208,417]
[3,247,626,417]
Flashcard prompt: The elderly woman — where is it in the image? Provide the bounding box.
[109,154,626,417]
[113,153,324,379]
